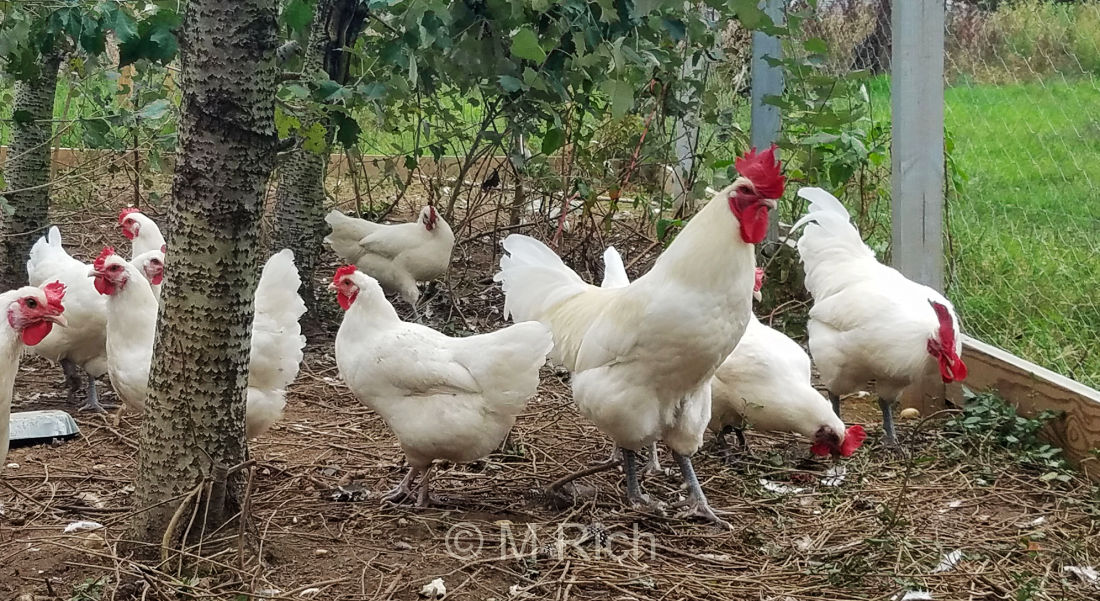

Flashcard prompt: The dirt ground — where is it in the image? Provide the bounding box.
[2,190,1099,601]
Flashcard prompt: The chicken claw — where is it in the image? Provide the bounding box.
[381,466,421,505]
[671,452,732,530]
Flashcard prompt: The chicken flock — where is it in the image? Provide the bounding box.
[0,145,969,531]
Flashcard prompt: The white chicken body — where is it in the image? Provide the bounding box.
[25,227,108,380]
[334,271,552,469]
[324,207,454,305]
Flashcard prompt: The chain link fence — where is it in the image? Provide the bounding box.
[784,0,1099,389]
[942,0,1100,388]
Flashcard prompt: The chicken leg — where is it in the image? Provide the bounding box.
[878,397,899,448]
[415,465,435,507]
[61,359,108,413]
[671,452,731,530]
[642,442,664,476]
[829,391,841,417]
[382,466,422,504]
[622,448,656,508]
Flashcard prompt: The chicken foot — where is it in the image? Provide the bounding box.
[382,466,422,504]
[670,452,732,530]
[829,391,841,418]
[61,359,110,413]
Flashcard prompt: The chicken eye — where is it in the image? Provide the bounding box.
[736,184,753,195]
[25,298,37,309]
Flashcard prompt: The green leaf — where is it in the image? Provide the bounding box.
[136,99,172,121]
[112,8,138,43]
[541,127,564,155]
[283,83,310,99]
[498,75,525,93]
[602,80,634,119]
[656,218,682,242]
[334,113,361,148]
[633,0,664,18]
[803,38,828,55]
[511,28,546,63]
[302,121,328,154]
[282,0,315,33]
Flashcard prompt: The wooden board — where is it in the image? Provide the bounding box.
[947,335,1100,480]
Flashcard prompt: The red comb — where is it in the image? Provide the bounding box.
[160,244,167,253]
[118,207,140,224]
[735,144,785,199]
[753,267,765,293]
[43,280,66,312]
[929,301,956,353]
[93,247,116,272]
[333,265,357,284]
[839,424,867,457]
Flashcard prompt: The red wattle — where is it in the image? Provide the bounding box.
[21,321,53,346]
[93,276,116,296]
[739,204,770,244]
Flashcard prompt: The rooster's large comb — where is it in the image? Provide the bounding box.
[42,280,66,312]
[118,207,141,224]
[735,144,785,200]
[753,267,765,293]
[93,247,117,272]
[333,265,358,285]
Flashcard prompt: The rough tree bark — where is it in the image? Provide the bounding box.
[272,0,367,317]
[851,0,892,74]
[128,1,278,549]
[0,53,62,291]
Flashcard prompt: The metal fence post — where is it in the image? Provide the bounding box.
[891,0,945,292]
[752,0,786,251]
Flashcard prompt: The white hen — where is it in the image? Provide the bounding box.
[94,248,306,437]
[331,265,552,506]
[25,226,110,411]
[118,208,166,258]
[791,187,968,447]
[1,282,68,468]
[324,206,454,308]
[495,146,785,527]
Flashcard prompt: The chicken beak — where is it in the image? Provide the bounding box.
[45,313,68,327]
[327,282,337,291]
[761,197,778,211]
[752,290,762,302]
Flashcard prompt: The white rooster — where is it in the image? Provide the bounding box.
[324,206,454,310]
[25,227,111,412]
[331,265,552,506]
[495,146,785,527]
[791,187,968,447]
[1,281,67,468]
[92,248,306,437]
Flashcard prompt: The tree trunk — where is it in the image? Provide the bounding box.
[272,0,367,318]
[851,0,892,74]
[0,53,61,291]
[128,0,278,551]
